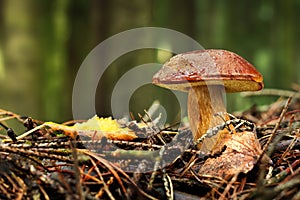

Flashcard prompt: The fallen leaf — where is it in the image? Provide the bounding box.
[198,131,270,180]
[46,116,137,141]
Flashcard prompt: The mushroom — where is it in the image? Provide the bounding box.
[152,49,263,152]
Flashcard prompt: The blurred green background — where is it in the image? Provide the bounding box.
[0,0,299,123]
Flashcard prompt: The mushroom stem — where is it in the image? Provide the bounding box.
[188,85,227,152]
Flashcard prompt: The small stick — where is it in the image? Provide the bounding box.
[0,122,17,142]
[241,88,298,98]
[0,116,17,122]
[220,172,239,200]
[257,96,292,164]
[2,122,77,143]
[17,124,46,140]
[143,100,161,122]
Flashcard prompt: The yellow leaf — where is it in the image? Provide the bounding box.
[72,115,137,140]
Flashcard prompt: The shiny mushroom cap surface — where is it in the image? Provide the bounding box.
[152,49,263,92]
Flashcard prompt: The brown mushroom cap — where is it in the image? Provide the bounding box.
[152,49,263,92]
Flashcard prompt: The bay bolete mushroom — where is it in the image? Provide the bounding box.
[152,49,263,152]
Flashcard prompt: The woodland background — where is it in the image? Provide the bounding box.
[0,0,299,124]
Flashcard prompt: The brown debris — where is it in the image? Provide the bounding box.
[198,131,266,179]
[0,93,300,199]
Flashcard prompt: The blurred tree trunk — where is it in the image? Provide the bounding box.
[41,0,70,121]
[95,0,156,119]
[0,0,299,122]
[0,0,42,118]
[271,1,296,89]
[0,0,4,81]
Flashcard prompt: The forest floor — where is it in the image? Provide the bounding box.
[0,91,300,200]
